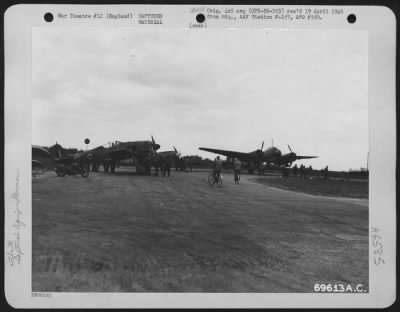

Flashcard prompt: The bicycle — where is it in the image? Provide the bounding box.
[208,171,223,187]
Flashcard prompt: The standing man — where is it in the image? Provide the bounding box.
[189,158,193,172]
[184,157,190,173]
[324,166,329,180]
[165,156,172,177]
[153,155,160,176]
[299,164,304,179]
[308,165,313,179]
[259,162,266,175]
[233,158,242,184]
[292,164,298,177]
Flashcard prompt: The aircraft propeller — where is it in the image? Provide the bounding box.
[173,146,181,158]
[287,144,318,160]
[255,141,265,160]
[151,135,161,151]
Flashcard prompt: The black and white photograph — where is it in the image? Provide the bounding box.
[4,4,396,308]
[31,26,369,293]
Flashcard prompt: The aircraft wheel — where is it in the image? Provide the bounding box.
[208,174,215,186]
[217,174,223,187]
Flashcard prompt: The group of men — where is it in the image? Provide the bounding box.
[175,157,193,172]
[291,164,329,179]
[151,156,173,177]
[213,157,328,183]
[291,164,312,178]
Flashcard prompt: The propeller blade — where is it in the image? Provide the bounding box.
[296,155,318,159]
[173,146,181,157]
[288,144,293,153]
[150,135,160,151]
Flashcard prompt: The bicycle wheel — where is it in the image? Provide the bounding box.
[208,174,215,186]
[217,174,223,187]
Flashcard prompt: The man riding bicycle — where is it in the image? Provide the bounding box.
[213,156,223,181]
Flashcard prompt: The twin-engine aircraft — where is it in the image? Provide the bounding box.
[79,136,161,174]
[199,142,281,173]
[199,142,317,173]
[46,137,181,175]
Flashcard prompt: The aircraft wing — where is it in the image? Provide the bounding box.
[296,155,318,159]
[199,147,249,160]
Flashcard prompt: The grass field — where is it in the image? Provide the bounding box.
[250,177,368,199]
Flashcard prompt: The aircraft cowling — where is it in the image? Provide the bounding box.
[255,150,264,161]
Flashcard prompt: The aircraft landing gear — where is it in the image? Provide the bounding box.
[104,163,110,172]
[110,162,116,173]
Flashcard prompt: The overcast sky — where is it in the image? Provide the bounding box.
[33,28,368,171]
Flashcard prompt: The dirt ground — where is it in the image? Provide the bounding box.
[32,168,369,292]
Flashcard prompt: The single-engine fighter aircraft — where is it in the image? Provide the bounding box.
[199,142,282,173]
[79,136,161,174]
[273,145,318,167]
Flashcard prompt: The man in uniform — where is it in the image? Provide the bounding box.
[308,165,313,179]
[259,162,266,175]
[213,156,223,180]
[324,165,329,180]
[233,158,242,184]
[299,164,304,178]
[164,156,172,177]
[292,164,298,177]
[282,166,289,178]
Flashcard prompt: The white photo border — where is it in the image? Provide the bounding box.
[4,4,396,308]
